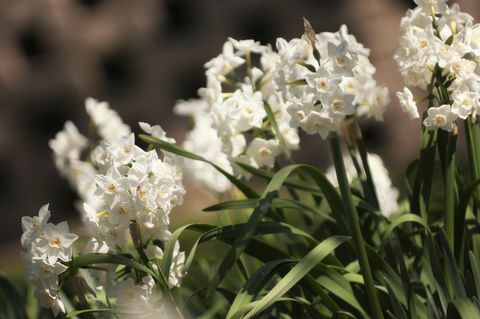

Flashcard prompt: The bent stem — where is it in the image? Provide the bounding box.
[329,134,384,319]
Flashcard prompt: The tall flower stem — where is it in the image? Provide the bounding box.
[465,118,480,181]
[329,134,384,319]
[353,119,380,210]
[444,130,457,250]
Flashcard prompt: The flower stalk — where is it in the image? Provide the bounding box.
[444,130,457,250]
[329,133,384,319]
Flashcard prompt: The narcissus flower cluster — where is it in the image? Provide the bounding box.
[275,23,389,139]
[21,204,78,316]
[395,0,480,130]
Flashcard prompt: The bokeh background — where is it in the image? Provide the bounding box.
[1,0,479,277]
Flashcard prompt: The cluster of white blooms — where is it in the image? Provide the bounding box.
[174,99,233,193]
[82,132,185,252]
[49,98,132,209]
[274,24,389,139]
[85,97,131,143]
[178,37,300,180]
[395,0,480,130]
[21,204,79,316]
[326,153,399,217]
[50,98,187,290]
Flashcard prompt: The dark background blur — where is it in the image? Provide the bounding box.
[1,0,479,273]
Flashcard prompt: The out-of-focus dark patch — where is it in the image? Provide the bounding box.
[0,157,13,200]
[361,122,388,148]
[163,0,199,33]
[21,94,76,142]
[175,65,205,99]
[100,49,137,90]
[52,180,78,221]
[17,25,48,62]
[76,0,105,9]
[233,11,277,45]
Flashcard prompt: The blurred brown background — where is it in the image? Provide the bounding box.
[0,0,479,273]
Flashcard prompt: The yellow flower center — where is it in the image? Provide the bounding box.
[434,114,447,126]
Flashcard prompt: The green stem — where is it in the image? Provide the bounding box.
[445,132,457,250]
[465,117,480,183]
[329,134,384,319]
[354,120,380,210]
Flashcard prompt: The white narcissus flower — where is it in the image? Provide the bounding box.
[34,287,65,317]
[451,91,475,119]
[21,204,78,316]
[85,97,131,143]
[21,204,50,248]
[205,41,245,79]
[396,87,420,120]
[301,111,338,139]
[36,222,79,264]
[175,100,233,194]
[49,121,87,173]
[246,138,282,169]
[413,0,448,14]
[139,122,176,143]
[24,258,68,289]
[423,104,458,131]
[275,24,388,139]
[114,276,154,308]
[228,37,264,55]
[168,241,186,288]
[228,87,266,132]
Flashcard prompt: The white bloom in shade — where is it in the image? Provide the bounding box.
[85,97,131,143]
[360,85,390,121]
[423,105,458,131]
[326,153,400,217]
[49,121,87,172]
[83,237,109,254]
[228,37,264,55]
[36,222,79,264]
[145,244,164,260]
[452,91,475,119]
[21,205,78,316]
[21,204,50,248]
[168,242,185,288]
[205,41,245,78]
[246,138,281,169]
[139,122,176,143]
[34,287,65,317]
[413,0,448,13]
[114,275,155,308]
[396,87,420,120]
[228,87,266,132]
[182,125,232,193]
[301,111,337,139]
[25,258,67,289]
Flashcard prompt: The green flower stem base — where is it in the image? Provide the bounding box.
[329,133,384,319]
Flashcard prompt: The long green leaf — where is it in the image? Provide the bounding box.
[209,164,303,294]
[383,213,430,240]
[0,276,27,319]
[241,236,349,319]
[203,198,334,221]
[227,259,295,318]
[72,253,160,282]
[446,298,480,319]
